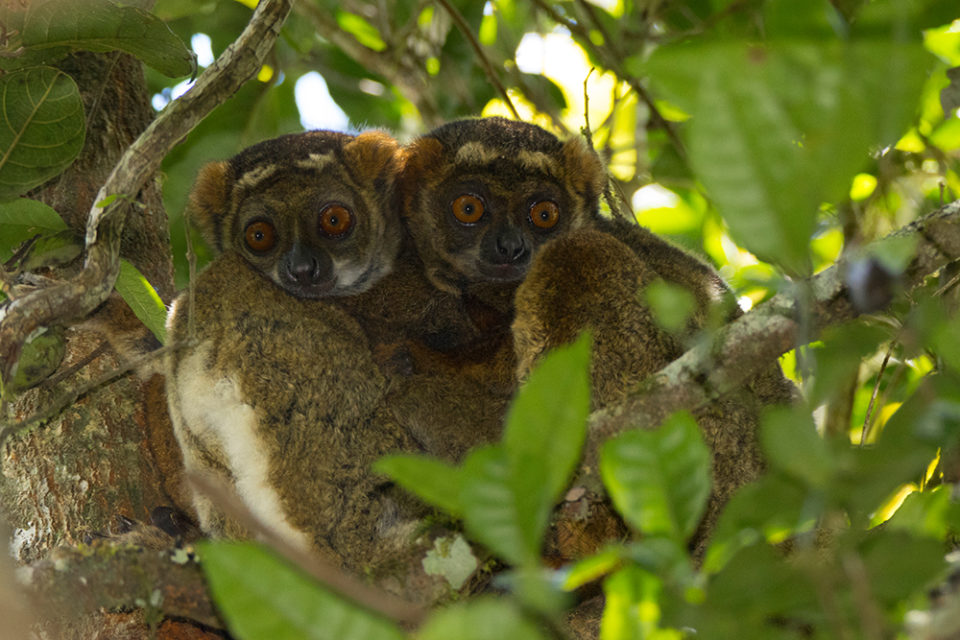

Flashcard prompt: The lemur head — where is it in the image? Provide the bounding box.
[399,117,606,293]
[188,130,402,298]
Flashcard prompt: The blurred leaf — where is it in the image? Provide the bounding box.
[563,547,624,591]
[644,279,696,334]
[0,0,195,77]
[0,67,85,201]
[115,259,167,345]
[858,531,945,606]
[336,11,387,52]
[416,597,547,640]
[373,454,463,517]
[761,406,833,488]
[600,412,711,542]
[644,18,932,275]
[601,564,683,640]
[689,544,818,638]
[460,446,537,567]
[6,326,65,394]
[200,541,404,640]
[504,332,591,504]
[807,323,888,406]
[0,198,68,258]
[704,473,814,574]
[884,485,960,540]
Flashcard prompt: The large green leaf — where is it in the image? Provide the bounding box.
[0,68,84,201]
[456,334,591,567]
[643,16,932,275]
[503,332,591,507]
[416,597,547,640]
[115,259,167,345]
[600,412,711,542]
[0,198,67,257]
[459,446,536,567]
[373,454,463,517]
[0,0,195,77]
[199,541,405,640]
[760,407,833,489]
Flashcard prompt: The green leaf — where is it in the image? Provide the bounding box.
[0,67,85,202]
[17,229,81,271]
[760,406,833,488]
[460,334,590,566]
[0,0,195,77]
[115,259,167,345]
[600,412,711,542]
[504,332,591,506]
[459,446,537,566]
[373,454,463,517]
[200,541,404,640]
[0,198,67,257]
[703,474,814,574]
[859,532,945,606]
[645,31,931,275]
[601,564,683,640]
[416,597,548,640]
[644,279,697,334]
[336,11,387,52]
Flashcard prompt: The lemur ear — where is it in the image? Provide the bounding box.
[561,136,606,199]
[187,160,231,253]
[397,136,444,216]
[342,131,401,184]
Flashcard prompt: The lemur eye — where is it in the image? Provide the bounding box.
[452,194,485,224]
[529,200,560,230]
[244,220,277,253]
[319,204,354,238]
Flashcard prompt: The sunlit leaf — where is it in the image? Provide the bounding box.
[0,68,84,201]
[644,22,932,275]
[600,412,711,542]
[0,0,195,77]
[200,541,404,640]
[115,259,167,345]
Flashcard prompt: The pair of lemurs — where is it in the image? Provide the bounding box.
[165,117,794,574]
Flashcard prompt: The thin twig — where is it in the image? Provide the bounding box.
[582,67,595,144]
[529,0,687,159]
[859,345,894,447]
[435,0,520,120]
[0,0,293,385]
[186,473,427,627]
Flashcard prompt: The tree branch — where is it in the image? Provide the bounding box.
[589,200,960,445]
[0,0,293,386]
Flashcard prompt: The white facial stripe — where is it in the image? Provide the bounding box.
[517,150,559,175]
[454,141,501,166]
[235,164,279,192]
[293,151,335,171]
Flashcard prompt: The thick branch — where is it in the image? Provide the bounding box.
[590,200,960,444]
[22,543,220,630]
[0,0,293,385]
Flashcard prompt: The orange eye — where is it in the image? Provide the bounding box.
[529,200,559,229]
[244,220,276,253]
[319,204,354,237]
[452,194,485,224]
